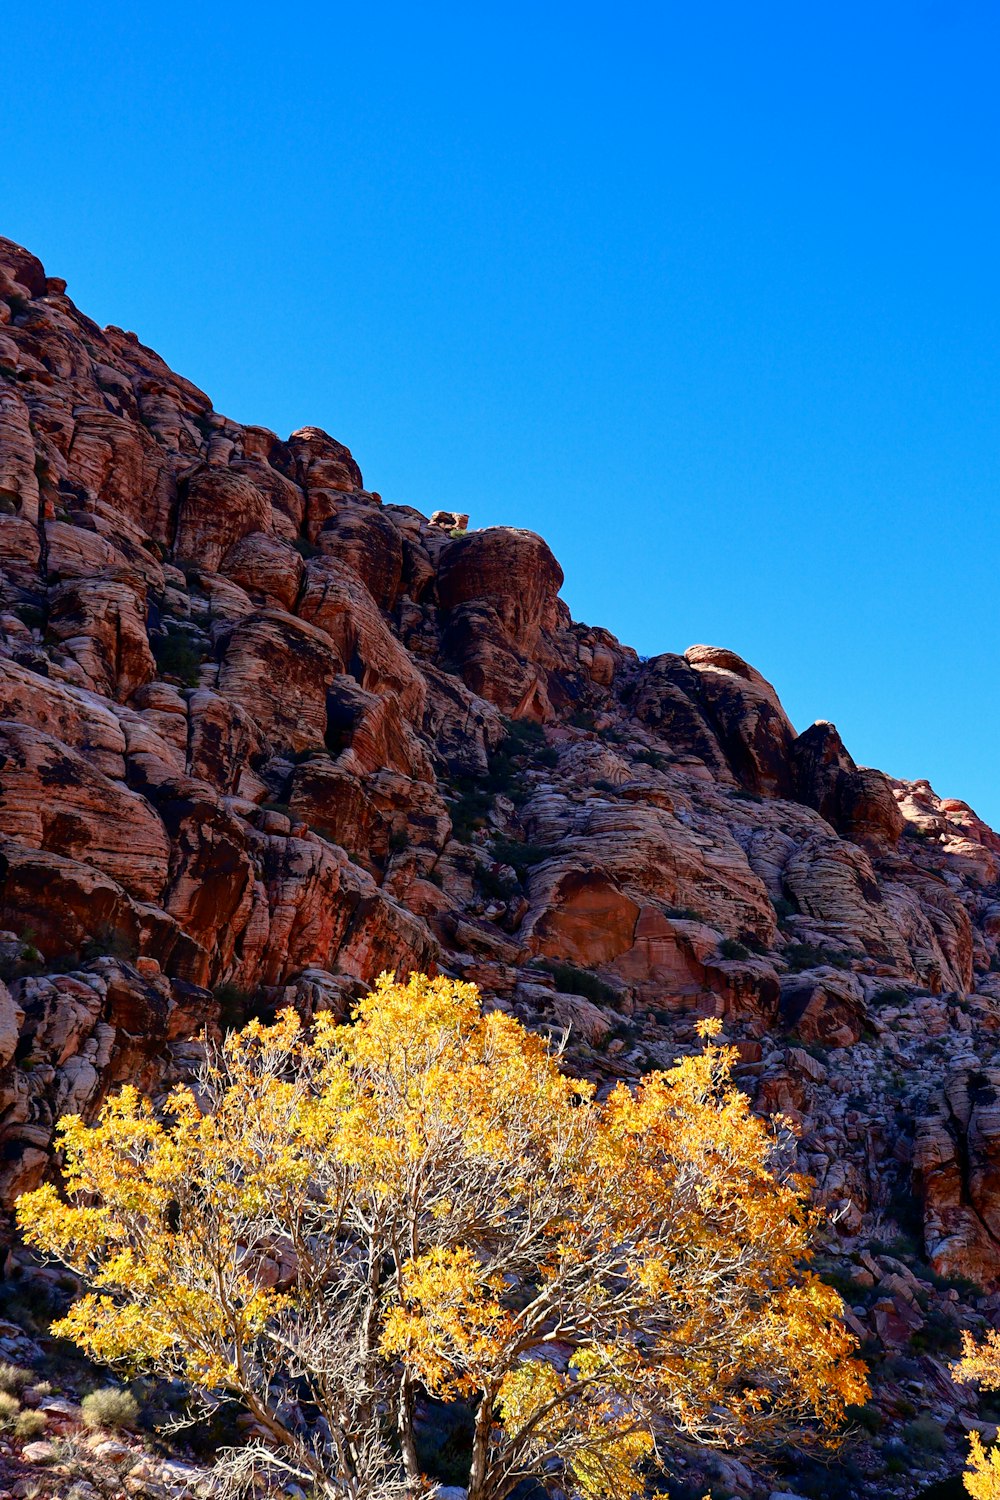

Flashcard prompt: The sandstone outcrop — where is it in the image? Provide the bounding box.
[4,237,1000,1495]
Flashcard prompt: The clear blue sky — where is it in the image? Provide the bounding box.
[6,3,1000,821]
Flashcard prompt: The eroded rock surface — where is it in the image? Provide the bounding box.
[3,235,1000,1495]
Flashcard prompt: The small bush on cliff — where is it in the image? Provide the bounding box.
[18,973,867,1500]
[536,959,621,1008]
[783,941,855,972]
[475,862,517,900]
[151,631,205,688]
[489,837,555,878]
[211,982,274,1034]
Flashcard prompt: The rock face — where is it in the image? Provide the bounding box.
[5,235,1000,1489]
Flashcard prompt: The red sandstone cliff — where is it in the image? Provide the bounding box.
[1,242,1000,1485]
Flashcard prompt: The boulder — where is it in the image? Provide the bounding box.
[174,464,273,571]
[792,720,904,848]
[684,644,796,797]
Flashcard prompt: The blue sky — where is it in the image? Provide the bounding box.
[5,3,1000,820]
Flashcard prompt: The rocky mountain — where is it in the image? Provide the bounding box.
[0,233,997,1496]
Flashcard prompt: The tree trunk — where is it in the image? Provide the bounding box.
[467,1394,494,1500]
[397,1368,422,1491]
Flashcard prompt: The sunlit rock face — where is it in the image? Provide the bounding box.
[4,232,1000,1348]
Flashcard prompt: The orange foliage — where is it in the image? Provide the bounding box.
[17,973,867,1500]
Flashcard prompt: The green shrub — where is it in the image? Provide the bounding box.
[15,1408,47,1440]
[536,961,619,1008]
[293,537,320,560]
[718,937,750,962]
[81,1387,140,1432]
[476,864,517,900]
[846,1401,883,1434]
[0,1363,33,1395]
[490,839,556,879]
[152,631,205,687]
[446,721,558,843]
[783,941,855,971]
[871,986,909,1008]
[909,1306,961,1356]
[903,1414,947,1454]
[80,924,138,964]
[633,747,672,772]
[449,785,494,843]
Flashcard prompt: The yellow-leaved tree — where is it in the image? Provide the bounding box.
[17,973,867,1500]
[955,1331,1000,1498]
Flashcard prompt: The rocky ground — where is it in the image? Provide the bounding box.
[0,233,997,1496]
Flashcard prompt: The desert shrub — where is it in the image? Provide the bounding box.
[783,941,855,972]
[633,747,672,772]
[903,1414,947,1454]
[446,722,556,843]
[81,1387,140,1432]
[535,960,621,1008]
[0,1391,20,1430]
[15,1408,47,1440]
[475,864,517,900]
[718,937,750,962]
[0,1363,33,1395]
[846,1401,883,1433]
[910,1305,961,1356]
[870,986,909,1008]
[80,924,138,964]
[293,537,320,559]
[20,975,868,1500]
[152,631,205,687]
[448,784,494,842]
[489,838,555,878]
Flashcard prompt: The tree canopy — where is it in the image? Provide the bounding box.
[955,1331,1000,1499]
[17,972,867,1499]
